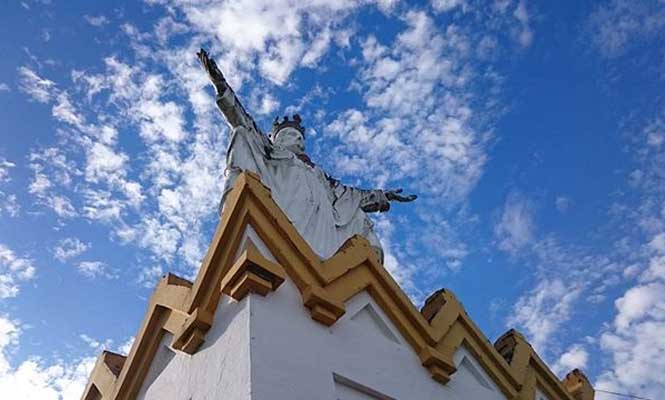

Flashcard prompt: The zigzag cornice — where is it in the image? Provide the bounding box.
[81,172,583,400]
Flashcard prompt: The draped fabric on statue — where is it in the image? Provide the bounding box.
[216,91,388,260]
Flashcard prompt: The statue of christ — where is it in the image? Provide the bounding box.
[198,49,416,261]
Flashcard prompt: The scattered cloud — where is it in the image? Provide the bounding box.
[596,228,665,397]
[555,195,570,213]
[0,83,10,92]
[0,244,36,299]
[78,261,116,279]
[504,230,628,357]
[0,159,15,184]
[0,159,19,217]
[83,15,109,27]
[150,0,384,85]
[28,149,79,218]
[552,343,589,377]
[596,280,665,398]
[17,66,55,103]
[431,0,466,13]
[53,238,89,262]
[79,334,112,351]
[0,315,99,399]
[52,93,85,128]
[508,278,582,352]
[587,0,665,58]
[0,193,19,217]
[494,191,534,256]
[137,265,164,288]
[512,0,533,48]
[592,111,665,397]
[327,10,498,201]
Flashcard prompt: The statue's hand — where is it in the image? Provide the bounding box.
[384,188,417,202]
[197,48,226,87]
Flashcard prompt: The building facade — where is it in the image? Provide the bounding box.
[82,172,595,400]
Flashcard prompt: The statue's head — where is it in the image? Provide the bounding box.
[271,114,305,155]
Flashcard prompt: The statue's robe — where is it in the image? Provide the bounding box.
[216,89,388,260]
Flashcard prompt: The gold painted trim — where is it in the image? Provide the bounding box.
[82,172,593,400]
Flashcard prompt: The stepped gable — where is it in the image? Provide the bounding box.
[82,171,594,400]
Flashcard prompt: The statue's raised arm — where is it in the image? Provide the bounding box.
[197,48,262,134]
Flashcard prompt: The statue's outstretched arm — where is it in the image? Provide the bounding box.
[197,48,263,135]
[327,175,417,213]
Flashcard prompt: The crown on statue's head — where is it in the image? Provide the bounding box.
[272,114,305,138]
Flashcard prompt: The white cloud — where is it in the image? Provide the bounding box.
[0,315,98,399]
[117,336,134,355]
[28,172,51,195]
[301,27,332,67]
[81,189,124,222]
[494,192,534,256]
[327,11,495,201]
[596,280,665,398]
[136,98,186,143]
[84,142,128,184]
[78,261,116,279]
[555,195,570,213]
[17,66,55,103]
[512,0,533,48]
[79,334,112,351]
[0,83,10,92]
[596,114,665,398]
[0,315,20,374]
[622,263,641,279]
[552,343,589,377]
[27,147,82,218]
[507,278,582,352]
[0,158,15,184]
[136,218,181,263]
[0,244,36,299]
[587,0,665,58]
[613,282,665,331]
[257,93,280,115]
[83,15,109,27]
[52,93,85,129]
[53,238,89,262]
[51,195,78,218]
[648,232,665,253]
[504,235,628,354]
[0,193,19,217]
[137,264,164,288]
[431,0,465,13]
[149,0,390,85]
[373,217,421,300]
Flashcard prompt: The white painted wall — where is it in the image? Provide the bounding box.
[137,294,252,400]
[137,228,509,400]
[250,279,507,400]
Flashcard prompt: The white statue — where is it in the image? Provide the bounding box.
[198,49,416,261]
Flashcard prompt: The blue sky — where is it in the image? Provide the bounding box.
[1,0,664,398]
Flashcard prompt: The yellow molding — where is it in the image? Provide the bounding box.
[303,284,345,325]
[562,369,595,400]
[221,241,286,299]
[82,351,125,400]
[81,172,594,400]
[493,329,586,400]
[171,306,213,354]
[418,345,456,384]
